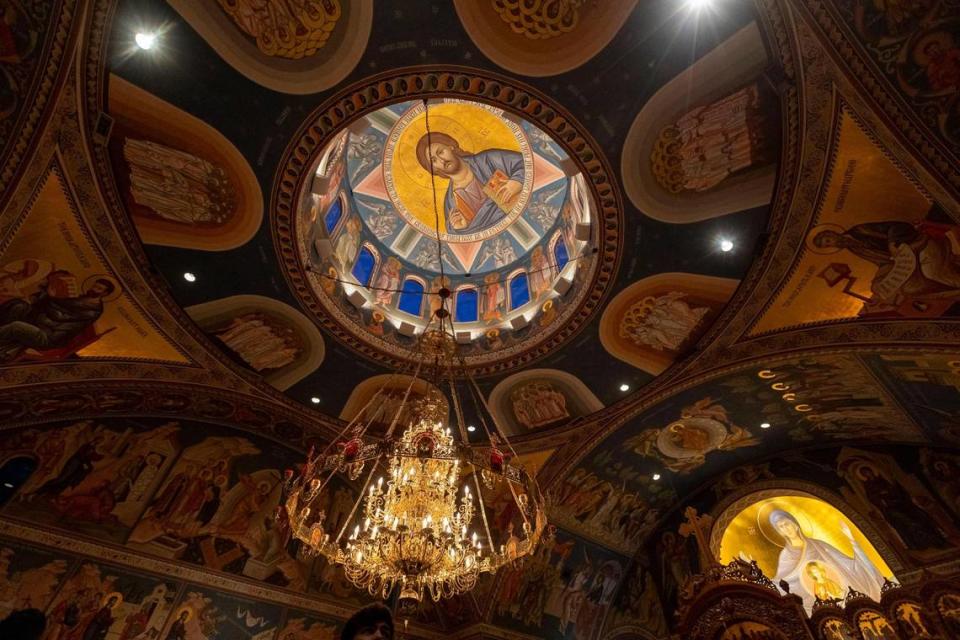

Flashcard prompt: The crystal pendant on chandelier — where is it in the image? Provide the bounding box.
[281,323,549,605]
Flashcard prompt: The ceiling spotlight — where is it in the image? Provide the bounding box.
[687,0,712,10]
[135,31,157,50]
[467,425,476,432]
[310,396,321,405]
[719,238,734,252]
[760,422,771,429]
[619,383,630,392]
[652,473,661,481]
[183,272,196,282]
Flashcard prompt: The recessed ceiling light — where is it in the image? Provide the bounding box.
[467,425,476,432]
[183,272,196,282]
[719,238,734,252]
[310,396,321,404]
[619,383,630,392]
[135,32,157,50]
[2,483,13,488]
[760,422,771,429]
[652,473,661,481]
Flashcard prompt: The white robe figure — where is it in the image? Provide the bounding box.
[769,509,886,611]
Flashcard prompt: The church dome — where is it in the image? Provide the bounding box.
[293,96,606,372]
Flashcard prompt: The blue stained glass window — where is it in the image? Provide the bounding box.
[398,279,425,316]
[509,273,530,310]
[455,289,479,323]
[323,198,343,234]
[554,237,569,271]
[352,246,376,286]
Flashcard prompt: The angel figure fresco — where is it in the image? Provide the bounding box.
[765,509,885,611]
[348,132,383,183]
[477,236,518,270]
[526,183,565,229]
[416,132,524,234]
[625,398,758,473]
[620,291,710,353]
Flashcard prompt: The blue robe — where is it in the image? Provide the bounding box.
[443,149,524,235]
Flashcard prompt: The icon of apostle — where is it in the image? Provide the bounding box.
[415,132,524,235]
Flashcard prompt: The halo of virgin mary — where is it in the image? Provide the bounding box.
[768,509,885,610]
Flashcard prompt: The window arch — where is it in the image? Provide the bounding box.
[552,233,570,272]
[509,271,530,310]
[352,244,379,287]
[455,287,479,323]
[323,193,345,235]
[398,277,426,316]
[0,456,36,506]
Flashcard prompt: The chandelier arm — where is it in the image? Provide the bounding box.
[468,461,496,559]
[466,372,526,464]
[384,358,424,438]
[334,455,382,545]
[320,371,401,463]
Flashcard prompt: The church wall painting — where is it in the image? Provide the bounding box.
[186,295,325,391]
[0,418,316,591]
[620,22,778,223]
[0,539,71,620]
[0,418,181,542]
[835,0,960,158]
[748,103,960,336]
[490,527,627,640]
[861,352,960,444]
[339,375,448,437]
[599,273,739,375]
[277,608,339,640]
[487,369,603,436]
[452,0,639,77]
[0,165,188,365]
[602,557,668,639]
[42,559,177,640]
[107,75,264,252]
[163,586,281,640]
[836,448,960,562]
[716,493,895,613]
[168,0,373,94]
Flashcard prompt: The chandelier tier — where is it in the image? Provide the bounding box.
[282,321,549,604]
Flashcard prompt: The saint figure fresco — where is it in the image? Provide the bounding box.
[719,495,896,615]
[415,132,524,235]
[651,83,772,194]
[768,509,885,609]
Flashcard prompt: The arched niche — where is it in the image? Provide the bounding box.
[187,295,324,390]
[453,1,638,77]
[340,375,448,435]
[169,1,373,94]
[709,485,901,614]
[487,368,602,436]
[621,22,779,223]
[107,75,263,251]
[599,273,738,374]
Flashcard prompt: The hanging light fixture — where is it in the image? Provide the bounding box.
[281,308,549,603]
[281,100,549,604]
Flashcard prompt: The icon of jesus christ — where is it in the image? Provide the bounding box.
[415,132,524,235]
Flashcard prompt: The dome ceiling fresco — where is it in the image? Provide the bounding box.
[298,97,599,365]
[1,0,959,638]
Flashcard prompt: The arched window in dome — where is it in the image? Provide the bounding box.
[552,233,570,272]
[352,244,378,287]
[0,456,36,506]
[323,194,344,235]
[398,278,426,316]
[509,271,530,310]
[455,287,479,323]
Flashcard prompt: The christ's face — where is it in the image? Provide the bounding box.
[427,142,462,176]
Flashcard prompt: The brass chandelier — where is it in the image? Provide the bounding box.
[281,305,549,604]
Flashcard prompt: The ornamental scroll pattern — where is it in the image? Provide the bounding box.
[491,0,590,40]
[216,0,342,59]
